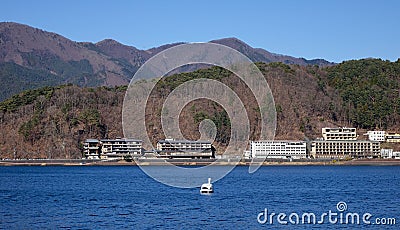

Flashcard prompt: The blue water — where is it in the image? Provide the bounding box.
[0,166,399,229]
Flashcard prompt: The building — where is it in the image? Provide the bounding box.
[100,138,143,160]
[381,149,393,158]
[365,131,386,142]
[83,139,101,159]
[243,150,252,159]
[381,149,400,159]
[250,140,307,159]
[385,132,400,143]
[311,127,380,159]
[311,140,380,159]
[322,127,357,140]
[156,139,215,159]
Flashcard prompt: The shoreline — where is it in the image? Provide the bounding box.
[1,159,400,166]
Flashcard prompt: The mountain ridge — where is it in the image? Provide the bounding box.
[0,22,334,101]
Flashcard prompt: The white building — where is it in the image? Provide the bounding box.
[381,149,393,158]
[243,150,252,159]
[322,127,357,140]
[250,140,307,159]
[381,149,400,159]
[365,131,386,142]
[83,139,100,159]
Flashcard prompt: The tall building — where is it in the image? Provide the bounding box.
[250,140,307,159]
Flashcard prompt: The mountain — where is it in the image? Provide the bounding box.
[0,22,131,92]
[0,22,334,101]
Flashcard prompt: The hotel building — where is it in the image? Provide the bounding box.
[385,132,400,143]
[156,139,215,159]
[365,131,386,142]
[100,138,143,159]
[322,127,357,140]
[381,149,400,159]
[311,127,380,159]
[83,138,143,160]
[250,140,307,159]
[83,139,101,159]
[311,140,380,159]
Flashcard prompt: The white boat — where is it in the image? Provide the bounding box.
[200,178,213,194]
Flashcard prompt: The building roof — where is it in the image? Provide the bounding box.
[158,139,211,144]
[311,140,379,143]
[252,140,306,143]
[100,138,143,142]
[85,139,99,143]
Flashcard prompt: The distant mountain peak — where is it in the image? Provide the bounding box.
[96,39,123,46]
[210,37,334,66]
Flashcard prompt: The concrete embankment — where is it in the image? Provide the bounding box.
[1,158,400,166]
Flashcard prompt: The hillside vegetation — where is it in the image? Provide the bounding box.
[0,59,399,158]
[326,59,400,129]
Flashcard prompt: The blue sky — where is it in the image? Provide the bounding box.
[1,0,399,63]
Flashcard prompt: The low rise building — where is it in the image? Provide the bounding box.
[365,131,386,142]
[381,149,400,159]
[250,140,307,159]
[381,149,393,158]
[156,139,215,159]
[311,140,380,159]
[385,132,400,143]
[83,139,101,159]
[311,127,380,159]
[243,150,252,159]
[322,127,357,140]
[100,138,143,160]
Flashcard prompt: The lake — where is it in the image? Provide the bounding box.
[0,166,399,229]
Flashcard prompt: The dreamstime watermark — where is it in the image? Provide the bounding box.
[122,42,276,188]
[257,201,397,226]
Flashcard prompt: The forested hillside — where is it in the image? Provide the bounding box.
[326,59,400,129]
[0,59,399,159]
